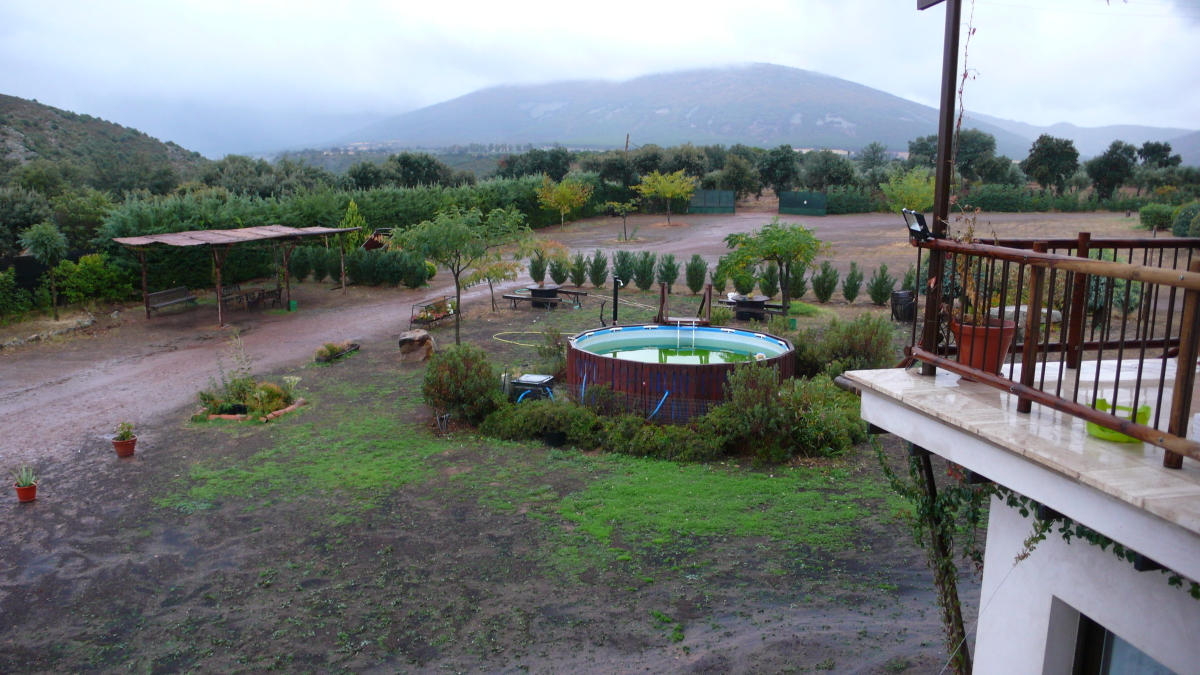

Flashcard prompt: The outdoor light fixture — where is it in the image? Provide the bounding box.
[902,209,938,242]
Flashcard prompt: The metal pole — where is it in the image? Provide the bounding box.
[1065,232,1091,369]
[920,0,963,377]
[612,278,620,325]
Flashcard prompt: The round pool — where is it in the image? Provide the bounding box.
[566,324,795,408]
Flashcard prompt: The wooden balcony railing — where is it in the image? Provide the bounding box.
[906,233,1200,468]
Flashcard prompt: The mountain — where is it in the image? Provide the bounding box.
[343,63,1038,158]
[1169,130,1200,167]
[0,94,207,182]
[966,111,1196,160]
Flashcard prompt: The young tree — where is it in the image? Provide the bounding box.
[866,264,896,306]
[842,262,863,304]
[634,170,696,226]
[520,240,569,287]
[1020,135,1080,195]
[19,222,69,320]
[757,145,800,196]
[401,206,529,345]
[568,251,588,287]
[604,200,639,241]
[465,258,523,312]
[537,176,595,230]
[587,250,609,288]
[1086,141,1138,200]
[633,251,657,291]
[656,254,681,293]
[723,217,824,313]
[811,261,840,304]
[858,142,890,172]
[685,254,708,295]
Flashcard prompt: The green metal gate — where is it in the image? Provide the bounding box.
[688,190,736,214]
[779,191,827,216]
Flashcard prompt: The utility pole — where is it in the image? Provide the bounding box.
[625,134,629,153]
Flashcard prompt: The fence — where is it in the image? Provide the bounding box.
[779,191,827,216]
[908,232,1200,468]
[688,190,736,214]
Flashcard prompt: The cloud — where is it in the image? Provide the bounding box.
[0,0,1196,156]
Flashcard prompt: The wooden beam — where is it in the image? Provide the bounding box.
[918,0,946,9]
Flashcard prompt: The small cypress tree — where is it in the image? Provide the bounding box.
[568,251,588,287]
[733,266,757,296]
[866,264,896,306]
[684,254,707,295]
[587,249,609,288]
[759,263,780,299]
[529,251,548,285]
[633,251,657,291]
[310,246,329,283]
[549,256,569,285]
[613,250,636,286]
[902,263,917,292]
[812,261,840,303]
[711,258,729,293]
[842,262,863,303]
[289,247,311,283]
[789,265,808,301]
[656,253,681,293]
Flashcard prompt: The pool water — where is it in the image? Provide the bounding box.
[603,346,755,364]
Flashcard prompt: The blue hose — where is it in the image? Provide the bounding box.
[546,387,555,401]
[517,390,532,403]
[647,391,670,420]
[580,374,588,404]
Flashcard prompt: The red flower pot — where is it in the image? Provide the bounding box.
[14,483,37,502]
[112,436,137,458]
[951,318,1017,376]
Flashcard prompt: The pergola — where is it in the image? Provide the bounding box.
[113,225,359,327]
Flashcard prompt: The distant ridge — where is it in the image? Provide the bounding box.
[343,64,1040,157]
[965,111,1196,160]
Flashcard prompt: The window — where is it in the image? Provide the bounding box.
[1075,614,1178,675]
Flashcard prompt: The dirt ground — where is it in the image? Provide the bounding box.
[0,209,1146,673]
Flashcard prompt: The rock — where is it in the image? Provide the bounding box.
[398,330,436,363]
[111,311,121,319]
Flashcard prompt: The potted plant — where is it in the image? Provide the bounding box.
[945,227,1016,376]
[112,421,137,457]
[12,466,38,502]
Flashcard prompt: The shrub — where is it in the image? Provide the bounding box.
[633,251,657,291]
[587,249,609,288]
[774,376,867,457]
[819,313,896,377]
[1175,202,1200,236]
[901,264,917,292]
[709,306,733,326]
[685,254,707,295]
[425,261,436,280]
[792,327,824,378]
[811,261,839,303]
[528,251,548,285]
[841,262,862,303]
[732,267,757,296]
[601,415,724,462]
[711,260,728,293]
[866,264,895,306]
[314,340,352,360]
[422,344,500,423]
[55,254,134,304]
[1139,203,1175,231]
[825,186,880,214]
[568,251,588,286]
[309,246,329,283]
[480,400,605,448]
[788,266,808,301]
[1193,211,1200,238]
[656,253,680,293]
[613,250,636,286]
[0,267,33,321]
[289,247,311,282]
[759,263,779,299]
[536,327,567,377]
[549,256,569,285]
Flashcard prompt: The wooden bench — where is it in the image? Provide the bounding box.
[148,286,197,312]
[503,294,561,309]
[557,289,588,298]
[219,283,242,308]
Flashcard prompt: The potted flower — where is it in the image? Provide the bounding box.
[112,421,137,457]
[12,466,38,502]
[946,226,1016,376]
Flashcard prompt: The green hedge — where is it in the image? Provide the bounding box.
[825,186,883,214]
[1140,204,1175,231]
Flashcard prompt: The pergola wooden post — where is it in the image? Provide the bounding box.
[135,248,150,319]
[280,241,297,310]
[213,244,232,328]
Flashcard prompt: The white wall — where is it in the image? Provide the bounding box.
[975,496,1200,675]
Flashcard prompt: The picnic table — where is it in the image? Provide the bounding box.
[715,295,786,321]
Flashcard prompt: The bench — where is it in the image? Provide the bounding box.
[502,294,563,309]
[148,286,197,312]
[557,289,588,298]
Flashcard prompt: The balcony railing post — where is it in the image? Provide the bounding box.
[1017,242,1050,414]
[1065,232,1091,369]
[1165,259,1200,469]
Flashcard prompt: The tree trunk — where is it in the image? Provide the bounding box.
[781,261,791,314]
[454,275,462,345]
[488,281,496,312]
[50,273,58,321]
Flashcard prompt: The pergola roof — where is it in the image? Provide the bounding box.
[113,225,358,248]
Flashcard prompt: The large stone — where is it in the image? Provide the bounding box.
[398,330,436,363]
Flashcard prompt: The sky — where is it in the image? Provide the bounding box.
[1,0,1197,158]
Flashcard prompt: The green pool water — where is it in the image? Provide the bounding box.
[603,346,755,364]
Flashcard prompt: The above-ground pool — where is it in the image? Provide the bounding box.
[566,324,795,419]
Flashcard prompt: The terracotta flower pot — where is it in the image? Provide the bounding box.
[112,436,137,458]
[14,483,37,503]
[951,318,1018,376]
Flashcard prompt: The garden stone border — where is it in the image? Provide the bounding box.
[1,313,96,350]
[206,398,308,423]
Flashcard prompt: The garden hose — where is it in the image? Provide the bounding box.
[492,332,544,347]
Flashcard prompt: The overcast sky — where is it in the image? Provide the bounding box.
[2,0,1197,157]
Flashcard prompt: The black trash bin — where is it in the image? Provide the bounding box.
[891,290,916,322]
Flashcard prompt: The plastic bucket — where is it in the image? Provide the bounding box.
[1086,398,1150,443]
[289,300,297,311]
